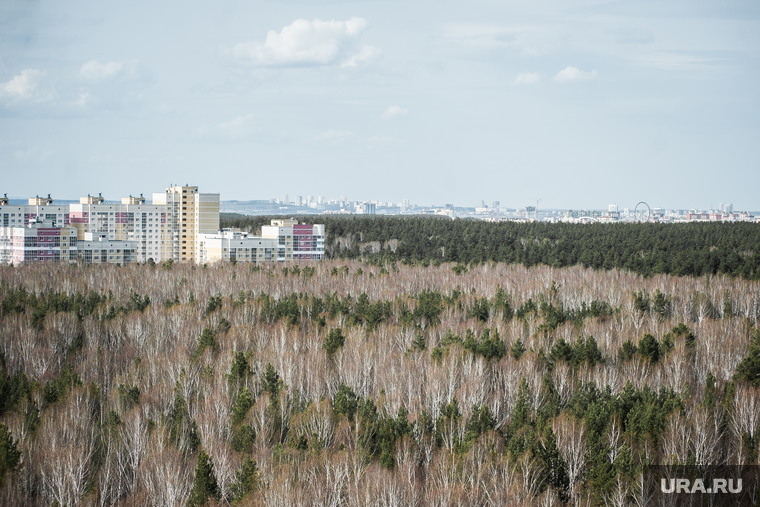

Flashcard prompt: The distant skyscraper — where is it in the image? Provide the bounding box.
[283,194,289,205]
[492,201,500,210]
[608,204,618,213]
[403,199,409,209]
[340,195,347,203]
[478,200,485,209]
[358,202,376,214]
[724,203,733,213]
[318,196,325,204]
[295,195,302,206]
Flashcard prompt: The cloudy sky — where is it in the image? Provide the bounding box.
[1,0,758,210]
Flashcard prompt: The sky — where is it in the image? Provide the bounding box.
[1,0,759,211]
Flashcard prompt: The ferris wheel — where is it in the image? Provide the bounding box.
[634,202,651,221]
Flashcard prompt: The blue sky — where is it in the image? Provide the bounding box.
[1,0,759,210]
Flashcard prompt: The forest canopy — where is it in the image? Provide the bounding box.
[1,259,759,505]
[221,214,760,279]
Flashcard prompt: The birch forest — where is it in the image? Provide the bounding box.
[1,257,759,506]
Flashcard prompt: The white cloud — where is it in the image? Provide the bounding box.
[381,106,408,120]
[219,114,254,135]
[80,60,140,80]
[233,18,376,67]
[554,66,597,83]
[315,130,353,146]
[1,69,49,101]
[514,72,541,85]
[341,45,383,67]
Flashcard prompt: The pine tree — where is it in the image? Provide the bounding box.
[511,338,526,361]
[192,328,216,360]
[187,450,220,507]
[734,329,760,386]
[411,331,426,351]
[229,456,258,502]
[0,423,20,487]
[262,363,280,396]
[323,328,345,355]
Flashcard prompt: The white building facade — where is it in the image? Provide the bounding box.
[0,185,219,265]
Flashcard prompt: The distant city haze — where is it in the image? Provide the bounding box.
[1,0,759,210]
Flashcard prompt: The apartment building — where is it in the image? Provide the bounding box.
[69,194,170,262]
[198,220,325,264]
[76,236,138,265]
[261,219,325,261]
[153,185,220,263]
[0,220,78,264]
[0,195,70,228]
[1,185,220,265]
[198,230,278,264]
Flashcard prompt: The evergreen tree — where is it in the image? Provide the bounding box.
[0,423,20,487]
[734,329,760,386]
[192,328,216,360]
[511,338,526,361]
[262,363,281,396]
[229,456,258,502]
[187,450,220,507]
[323,328,345,355]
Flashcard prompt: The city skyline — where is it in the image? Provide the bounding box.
[1,0,759,210]
[0,191,754,215]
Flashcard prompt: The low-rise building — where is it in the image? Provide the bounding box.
[261,219,325,261]
[198,220,325,264]
[75,235,138,265]
[0,220,78,265]
[198,229,278,264]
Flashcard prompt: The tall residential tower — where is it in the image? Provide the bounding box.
[153,185,220,263]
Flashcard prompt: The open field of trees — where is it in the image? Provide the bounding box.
[1,259,760,505]
[221,214,760,279]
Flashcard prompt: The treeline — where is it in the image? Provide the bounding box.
[0,260,759,505]
[221,214,760,279]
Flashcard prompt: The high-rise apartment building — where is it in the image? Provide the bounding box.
[1,184,219,265]
[152,185,220,263]
[0,195,70,228]
[69,194,170,262]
